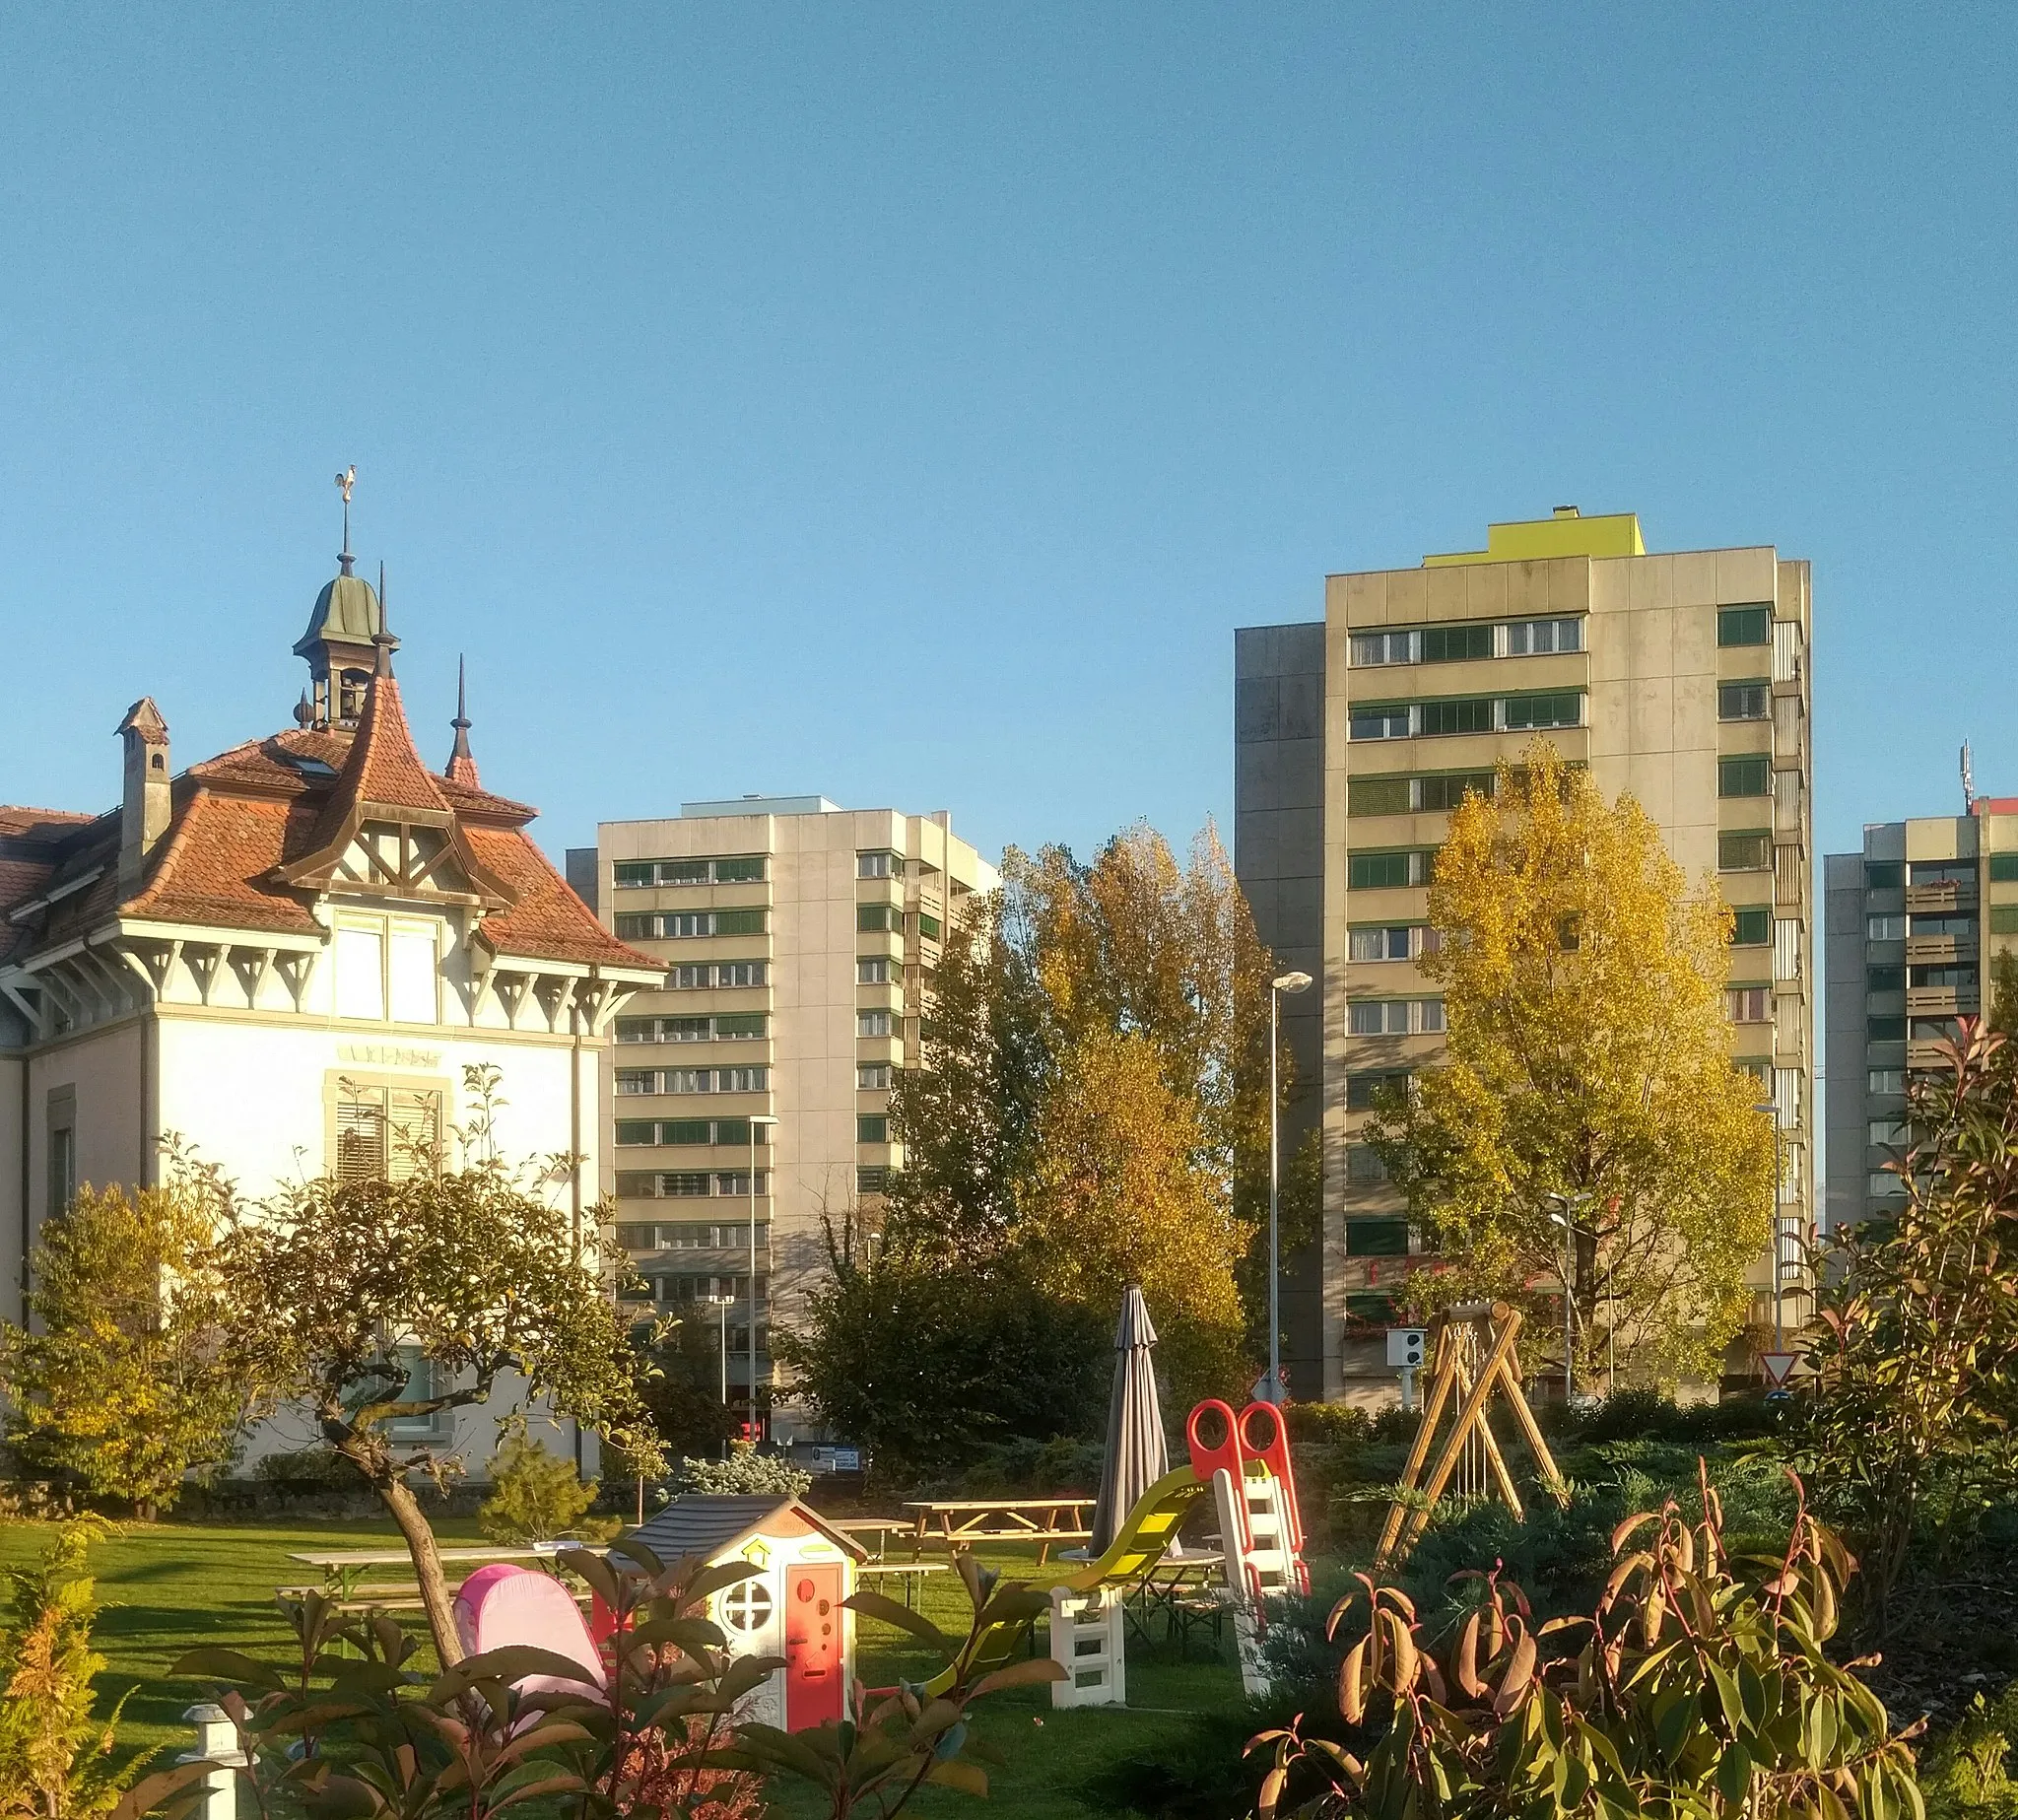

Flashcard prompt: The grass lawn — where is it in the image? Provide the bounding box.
[0,1517,1263,1820]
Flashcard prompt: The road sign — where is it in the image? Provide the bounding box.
[1760,1352,1799,1387]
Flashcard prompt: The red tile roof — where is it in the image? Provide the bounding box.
[464,824,661,970]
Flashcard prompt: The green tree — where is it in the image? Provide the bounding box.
[1364,742,1777,1382]
[477,1414,619,1548]
[633,1314,739,1461]
[1799,1019,2018,1620]
[0,1183,240,1517]
[215,1157,662,1668]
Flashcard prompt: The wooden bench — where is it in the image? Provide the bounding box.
[276,1583,428,1614]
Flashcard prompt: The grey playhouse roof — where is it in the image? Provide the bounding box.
[621,1494,866,1566]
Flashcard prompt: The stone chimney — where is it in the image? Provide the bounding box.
[116,698,171,891]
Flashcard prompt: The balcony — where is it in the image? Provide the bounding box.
[1907,880,1977,914]
[1907,987,1976,1019]
[1905,934,1969,965]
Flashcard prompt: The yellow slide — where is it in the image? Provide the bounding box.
[920,1465,1209,1692]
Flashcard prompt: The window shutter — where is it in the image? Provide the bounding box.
[387,1090,442,1181]
[336,1089,387,1182]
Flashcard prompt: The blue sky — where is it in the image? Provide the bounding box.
[3,6,2013,870]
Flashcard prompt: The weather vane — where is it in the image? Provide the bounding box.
[336,465,357,574]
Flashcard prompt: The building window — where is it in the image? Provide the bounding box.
[1912,1018,1965,1044]
[858,1062,892,1090]
[45,1093,75,1218]
[858,957,894,984]
[1419,1000,1446,1033]
[1991,907,2018,935]
[388,922,437,1025]
[335,923,386,1020]
[1421,624,1493,663]
[1990,854,2018,883]
[1718,833,1771,872]
[1868,1068,1906,1096]
[618,1220,768,1249]
[1348,776,1409,817]
[335,1084,443,1182]
[615,909,768,940]
[1348,849,1434,891]
[1911,965,1978,991]
[1867,1172,1905,1199]
[1346,1145,1387,1184]
[1726,987,1772,1024]
[1718,681,1770,721]
[1350,631,1417,667]
[1344,1292,1398,1325]
[917,912,942,941]
[857,851,900,879]
[382,1349,450,1441]
[857,1114,889,1144]
[1866,966,1905,993]
[1867,1015,1907,1042]
[1415,773,1495,812]
[1868,1117,1909,1147]
[1731,907,1772,946]
[1350,704,1414,741]
[1865,914,1905,941]
[1910,861,1974,888]
[1345,1069,1409,1111]
[858,1010,894,1038]
[1344,1219,1410,1257]
[1717,755,1771,798]
[1864,861,1904,890]
[857,905,900,933]
[1716,605,1772,647]
[1347,999,1441,1036]
[1506,617,1581,655]
[670,961,769,988]
[1501,692,1581,731]
[1909,913,1975,938]
[616,1119,772,1149]
[1349,925,1422,962]
[1418,698,1496,737]
[857,1165,891,1194]
[615,856,767,888]
[614,1014,769,1044]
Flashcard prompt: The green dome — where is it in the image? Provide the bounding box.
[294,571,382,657]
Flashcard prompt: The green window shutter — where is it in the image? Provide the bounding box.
[1348,776,1411,817]
[614,913,654,939]
[713,1013,767,1040]
[1717,605,1772,646]
[1504,693,1581,731]
[714,856,767,882]
[1717,755,1771,797]
[712,909,767,936]
[857,905,898,932]
[1731,907,1772,946]
[1866,1016,1907,1042]
[857,1114,889,1143]
[1990,907,2018,933]
[662,1119,713,1146]
[1718,833,1770,871]
[1417,773,1494,812]
[613,862,655,888]
[713,1118,754,1148]
[614,1121,657,1146]
[1345,1219,1410,1257]
[1421,624,1492,662]
[1346,1145,1387,1184]
[1990,855,2018,883]
[918,913,942,940]
[1349,851,1411,890]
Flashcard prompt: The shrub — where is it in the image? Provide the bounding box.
[927,1435,1105,1499]
[477,1418,620,1546]
[673,1443,812,1499]
[252,1446,364,1492]
[1285,1402,1375,1446]
[1251,1469,1922,1820]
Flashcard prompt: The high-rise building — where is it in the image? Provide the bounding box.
[1824,798,2018,1235]
[1237,509,1814,1400]
[572,800,996,1440]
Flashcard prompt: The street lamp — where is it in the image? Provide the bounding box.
[698,1291,735,1452]
[747,1114,779,1443]
[1265,971,1313,1405]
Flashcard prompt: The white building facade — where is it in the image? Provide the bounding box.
[0,549,661,1471]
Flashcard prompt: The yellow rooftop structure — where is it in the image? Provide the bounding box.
[1423,506,1646,568]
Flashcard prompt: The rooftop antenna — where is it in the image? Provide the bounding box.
[336,465,357,575]
[1963,740,1977,814]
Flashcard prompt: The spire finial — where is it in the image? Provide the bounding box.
[294,690,314,728]
[370,560,399,677]
[336,465,357,575]
[446,654,480,785]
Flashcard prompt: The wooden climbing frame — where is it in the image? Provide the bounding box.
[1373,1301,1569,1569]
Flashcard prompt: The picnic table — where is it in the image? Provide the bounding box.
[856,1561,953,1610]
[832,1517,910,1563]
[902,1497,1096,1565]
[283,1546,555,1611]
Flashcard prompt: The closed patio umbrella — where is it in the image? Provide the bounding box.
[1091,1284,1169,1555]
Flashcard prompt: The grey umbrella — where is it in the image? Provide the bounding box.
[1091,1285,1170,1555]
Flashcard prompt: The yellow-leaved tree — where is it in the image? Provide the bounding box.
[1362,741,1776,1382]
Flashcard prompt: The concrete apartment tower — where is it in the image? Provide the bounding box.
[571,799,997,1440]
[1236,509,1814,1401]
[1824,794,2018,1236]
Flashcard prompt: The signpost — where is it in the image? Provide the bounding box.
[1760,1352,1799,1400]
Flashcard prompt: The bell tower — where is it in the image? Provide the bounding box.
[293,466,391,728]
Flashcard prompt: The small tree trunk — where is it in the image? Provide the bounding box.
[371,1466,466,1666]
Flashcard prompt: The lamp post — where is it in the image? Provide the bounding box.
[1266,971,1313,1405]
[747,1114,778,1443]
[699,1291,735,1453]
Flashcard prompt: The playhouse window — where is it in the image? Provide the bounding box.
[720,1580,774,1633]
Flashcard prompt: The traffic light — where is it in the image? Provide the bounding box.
[1386,1327,1427,1369]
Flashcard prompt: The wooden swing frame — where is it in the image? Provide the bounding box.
[1373,1301,1570,1569]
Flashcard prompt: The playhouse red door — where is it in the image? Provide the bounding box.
[784,1563,844,1729]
